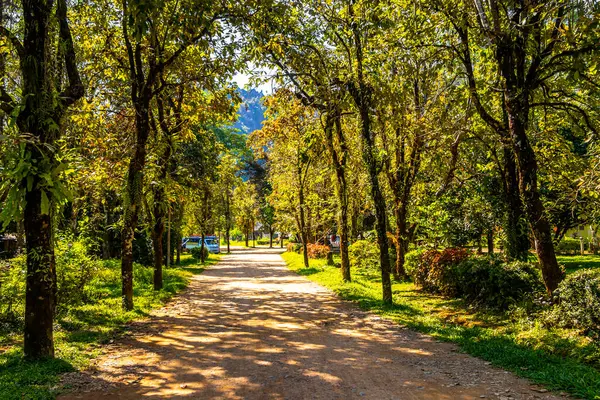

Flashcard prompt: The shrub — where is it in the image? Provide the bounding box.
[306,244,330,259]
[191,246,209,261]
[404,248,426,278]
[552,270,600,337]
[55,240,102,312]
[348,240,379,270]
[410,249,543,309]
[0,257,26,327]
[455,258,544,309]
[286,242,302,253]
[413,248,469,296]
[1,240,103,326]
[556,237,582,255]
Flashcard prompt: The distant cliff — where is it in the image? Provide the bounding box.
[233,88,266,135]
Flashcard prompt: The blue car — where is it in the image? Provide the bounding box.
[182,236,220,254]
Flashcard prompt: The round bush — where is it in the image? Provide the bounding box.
[412,248,469,296]
[348,240,379,270]
[404,248,426,278]
[410,248,544,310]
[554,269,600,337]
[191,246,209,260]
[306,244,330,259]
[455,258,544,309]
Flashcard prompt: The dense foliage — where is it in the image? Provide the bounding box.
[552,270,600,337]
[0,2,599,398]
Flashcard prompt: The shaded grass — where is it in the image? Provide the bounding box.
[0,253,217,400]
[283,252,600,400]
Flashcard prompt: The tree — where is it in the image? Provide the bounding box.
[118,0,229,309]
[438,0,600,293]
[252,91,324,268]
[0,0,84,358]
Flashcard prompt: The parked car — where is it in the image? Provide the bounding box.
[182,236,220,254]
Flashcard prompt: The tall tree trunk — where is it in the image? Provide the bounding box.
[505,96,562,293]
[298,179,310,268]
[245,226,249,247]
[121,100,151,310]
[324,112,351,282]
[394,200,409,280]
[23,180,56,359]
[503,146,529,260]
[200,232,206,263]
[487,229,494,255]
[269,227,274,248]
[225,195,231,253]
[354,99,392,303]
[10,0,83,358]
[348,9,392,304]
[151,190,165,290]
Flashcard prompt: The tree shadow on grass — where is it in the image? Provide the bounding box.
[0,349,75,400]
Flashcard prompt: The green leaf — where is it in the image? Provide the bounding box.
[27,175,33,192]
[41,190,50,215]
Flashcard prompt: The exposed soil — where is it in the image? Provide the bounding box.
[59,248,566,399]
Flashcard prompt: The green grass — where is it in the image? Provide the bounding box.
[282,252,600,400]
[557,254,600,274]
[0,253,218,400]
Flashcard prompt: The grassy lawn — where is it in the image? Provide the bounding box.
[282,252,600,400]
[0,253,219,400]
[558,254,600,274]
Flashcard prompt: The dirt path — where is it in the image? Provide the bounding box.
[60,248,564,400]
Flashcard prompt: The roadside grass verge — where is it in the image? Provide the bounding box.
[0,253,218,400]
[282,252,600,400]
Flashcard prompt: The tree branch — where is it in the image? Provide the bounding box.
[56,0,84,108]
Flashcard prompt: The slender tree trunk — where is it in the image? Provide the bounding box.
[23,180,56,359]
[324,112,351,282]
[245,226,249,247]
[487,229,494,255]
[505,96,562,293]
[394,200,409,280]
[348,11,392,304]
[503,146,529,260]
[355,102,392,303]
[121,100,151,310]
[298,180,310,268]
[200,232,206,263]
[151,142,171,290]
[151,192,165,290]
[269,227,274,248]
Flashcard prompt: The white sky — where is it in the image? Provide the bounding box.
[232,66,276,94]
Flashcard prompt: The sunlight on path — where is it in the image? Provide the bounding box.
[59,249,561,400]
